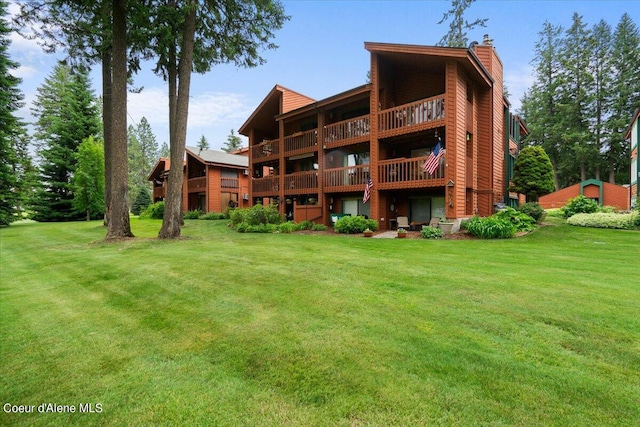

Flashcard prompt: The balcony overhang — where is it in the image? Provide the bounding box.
[276,84,372,122]
[365,41,493,88]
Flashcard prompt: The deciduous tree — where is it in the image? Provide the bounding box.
[73,136,105,220]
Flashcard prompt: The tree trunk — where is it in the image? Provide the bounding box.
[106,0,133,239]
[609,155,616,183]
[159,3,196,238]
[102,49,112,227]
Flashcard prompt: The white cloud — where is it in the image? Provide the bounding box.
[12,65,39,79]
[504,63,535,113]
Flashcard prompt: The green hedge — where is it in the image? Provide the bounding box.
[562,195,600,218]
[139,201,164,219]
[421,226,444,239]
[567,212,639,229]
[334,216,378,234]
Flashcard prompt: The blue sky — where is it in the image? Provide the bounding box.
[8,0,639,152]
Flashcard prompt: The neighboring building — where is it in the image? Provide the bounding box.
[538,179,630,211]
[627,107,639,208]
[239,37,527,229]
[147,146,250,213]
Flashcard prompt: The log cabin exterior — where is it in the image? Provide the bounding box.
[147,147,250,213]
[239,38,528,229]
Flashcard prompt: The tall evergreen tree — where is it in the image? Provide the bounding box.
[559,13,595,183]
[222,129,243,153]
[0,0,26,226]
[437,0,487,47]
[127,124,145,205]
[509,146,555,202]
[30,62,101,222]
[196,135,209,151]
[72,136,105,220]
[606,13,640,184]
[520,22,564,190]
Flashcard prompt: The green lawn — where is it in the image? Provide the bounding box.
[1,219,639,426]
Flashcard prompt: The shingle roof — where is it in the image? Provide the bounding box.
[185,146,248,168]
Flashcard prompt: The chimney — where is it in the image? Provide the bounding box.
[482,34,493,46]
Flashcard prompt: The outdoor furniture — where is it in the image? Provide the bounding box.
[396,216,409,229]
[428,217,440,227]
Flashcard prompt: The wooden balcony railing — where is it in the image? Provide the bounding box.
[378,156,445,187]
[324,115,370,144]
[378,94,445,135]
[221,178,239,189]
[284,129,317,153]
[252,176,280,194]
[284,171,318,193]
[153,186,164,199]
[324,164,369,188]
[252,139,279,160]
[187,176,206,192]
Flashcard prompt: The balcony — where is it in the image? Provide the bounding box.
[377,156,445,190]
[252,139,279,162]
[221,178,239,189]
[323,115,370,149]
[187,176,206,192]
[284,171,318,194]
[378,94,445,138]
[284,129,317,155]
[252,176,280,196]
[324,164,369,192]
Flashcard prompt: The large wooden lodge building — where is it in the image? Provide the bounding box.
[239,37,527,230]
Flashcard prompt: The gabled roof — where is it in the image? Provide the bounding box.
[147,157,170,181]
[185,146,248,168]
[238,84,315,136]
[364,41,493,87]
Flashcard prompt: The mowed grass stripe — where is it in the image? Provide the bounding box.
[1,219,639,426]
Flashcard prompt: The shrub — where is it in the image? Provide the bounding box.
[421,226,444,239]
[494,207,537,232]
[464,216,516,239]
[229,204,283,232]
[139,201,164,219]
[199,212,226,220]
[334,216,378,234]
[277,221,297,233]
[562,195,600,218]
[131,187,152,215]
[184,210,203,219]
[567,212,637,229]
[236,222,277,233]
[296,220,314,230]
[517,202,545,223]
[311,223,328,231]
[545,208,565,218]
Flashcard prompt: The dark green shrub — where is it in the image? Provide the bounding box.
[334,216,378,234]
[517,202,545,223]
[199,212,226,220]
[139,201,164,219]
[230,204,283,232]
[464,216,516,239]
[494,207,536,232]
[236,223,277,233]
[421,226,444,239]
[184,210,203,219]
[131,187,152,215]
[562,195,600,218]
[277,221,297,233]
[297,220,314,230]
[311,223,328,231]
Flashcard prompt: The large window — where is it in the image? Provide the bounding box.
[342,198,370,219]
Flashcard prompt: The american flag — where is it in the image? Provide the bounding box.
[423,141,444,175]
[363,176,373,203]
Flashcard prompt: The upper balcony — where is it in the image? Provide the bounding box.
[377,156,445,190]
[284,129,318,156]
[284,171,318,195]
[378,94,445,139]
[252,175,280,196]
[323,164,369,192]
[323,115,370,149]
[187,176,206,193]
[252,139,279,163]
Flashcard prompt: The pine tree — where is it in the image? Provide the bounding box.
[222,129,243,153]
[131,186,152,216]
[0,1,25,226]
[509,146,555,202]
[196,135,209,151]
[437,0,487,47]
[30,62,101,222]
[127,124,145,206]
[72,136,105,220]
[520,22,564,190]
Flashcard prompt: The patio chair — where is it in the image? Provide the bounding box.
[396,216,410,230]
[428,217,440,227]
